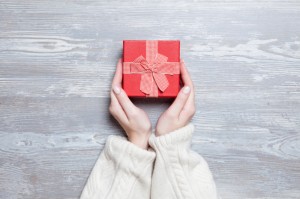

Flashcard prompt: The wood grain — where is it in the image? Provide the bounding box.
[0,0,300,198]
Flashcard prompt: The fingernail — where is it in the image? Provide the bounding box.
[183,86,190,94]
[113,86,121,94]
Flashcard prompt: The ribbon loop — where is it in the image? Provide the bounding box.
[153,72,169,92]
[130,53,173,96]
[140,72,153,95]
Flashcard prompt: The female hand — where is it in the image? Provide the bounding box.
[109,58,152,149]
[155,59,196,136]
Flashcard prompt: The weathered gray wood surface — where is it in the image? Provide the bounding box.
[0,0,300,198]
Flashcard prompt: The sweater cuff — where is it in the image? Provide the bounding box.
[104,135,156,172]
[149,123,194,149]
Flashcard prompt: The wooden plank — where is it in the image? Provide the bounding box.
[0,97,299,198]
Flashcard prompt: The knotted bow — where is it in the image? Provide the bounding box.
[129,53,176,97]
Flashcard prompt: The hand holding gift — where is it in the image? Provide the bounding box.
[155,59,196,136]
[109,59,152,149]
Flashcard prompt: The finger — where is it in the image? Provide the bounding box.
[112,85,138,117]
[180,59,193,88]
[179,59,196,120]
[112,58,123,87]
[111,58,138,118]
[110,58,130,121]
[166,85,191,117]
[179,99,196,121]
[110,90,128,124]
[180,59,195,101]
[181,59,195,103]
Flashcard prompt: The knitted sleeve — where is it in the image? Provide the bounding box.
[149,123,219,199]
[80,135,156,199]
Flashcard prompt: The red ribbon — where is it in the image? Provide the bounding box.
[123,41,180,97]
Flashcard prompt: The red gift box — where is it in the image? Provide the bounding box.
[122,40,181,98]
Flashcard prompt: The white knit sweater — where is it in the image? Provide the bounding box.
[80,123,219,199]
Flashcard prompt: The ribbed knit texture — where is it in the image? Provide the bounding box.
[80,123,219,199]
[149,123,219,199]
[80,135,156,199]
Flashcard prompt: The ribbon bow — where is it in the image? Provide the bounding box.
[130,53,176,97]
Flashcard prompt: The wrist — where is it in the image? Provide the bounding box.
[155,128,171,137]
[128,132,151,150]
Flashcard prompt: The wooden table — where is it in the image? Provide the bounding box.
[0,0,299,198]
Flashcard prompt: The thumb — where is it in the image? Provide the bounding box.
[166,86,191,117]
